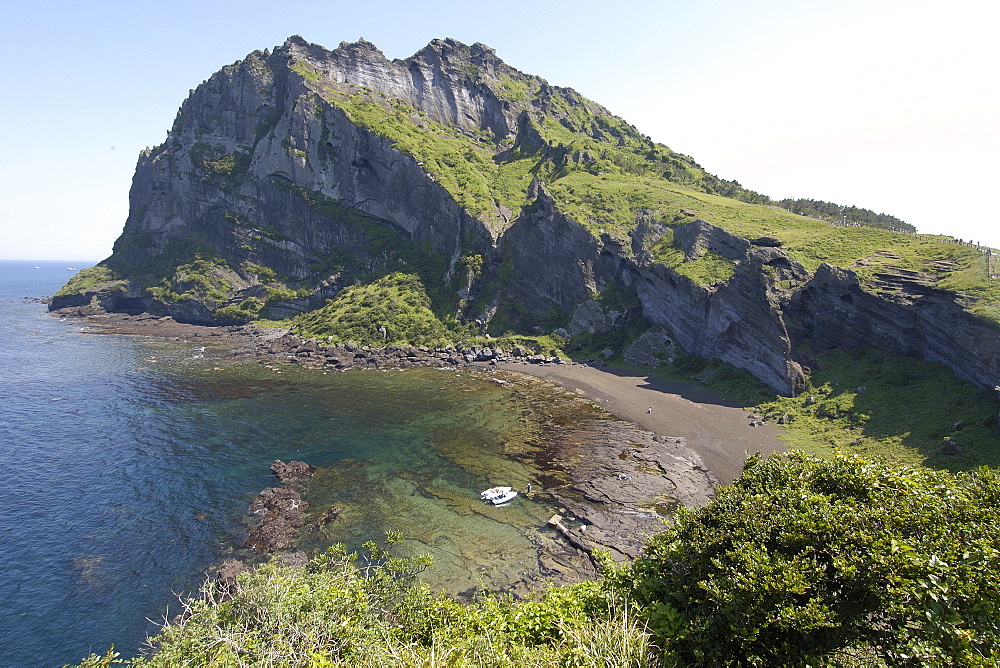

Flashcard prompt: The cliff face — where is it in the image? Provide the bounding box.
[502,206,809,393]
[55,36,1000,396]
[114,37,493,286]
[788,264,1000,391]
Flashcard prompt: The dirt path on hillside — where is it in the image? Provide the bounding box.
[500,361,785,485]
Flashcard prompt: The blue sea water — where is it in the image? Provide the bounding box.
[0,261,562,665]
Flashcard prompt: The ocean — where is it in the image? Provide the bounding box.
[0,261,566,665]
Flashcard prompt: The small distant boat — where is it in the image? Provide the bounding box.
[66,267,77,271]
[481,486,518,505]
[491,489,518,505]
[481,486,511,501]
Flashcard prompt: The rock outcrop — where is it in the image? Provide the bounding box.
[271,459,317,482]
[244,486,308,553]
[787,263,1000,391]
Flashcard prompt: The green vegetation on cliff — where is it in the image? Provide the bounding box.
[80,453,1000,666]
[292,272,457,346]
[147,257,236,305]
[287,270,566,356]
[188,142,251,185]
[53,265,124,297]
[309,86,528,225]
[291,53,999,317]
[291,57,768,239]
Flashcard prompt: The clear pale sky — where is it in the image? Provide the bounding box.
[1,0,997,261]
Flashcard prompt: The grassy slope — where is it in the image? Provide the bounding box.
[290,58,999,321]
[53,265,124,297]
[755,348,1000,471]
[292,272,457,346]
[639,344,1000,473]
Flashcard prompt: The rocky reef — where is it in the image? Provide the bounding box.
[53,35,1000,396]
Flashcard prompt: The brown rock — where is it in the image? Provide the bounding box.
[244,516,297,552]
[214,558,249,596]
[245,487,310,553]
[271,459,317,482]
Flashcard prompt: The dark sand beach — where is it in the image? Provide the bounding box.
[501,361,785,485]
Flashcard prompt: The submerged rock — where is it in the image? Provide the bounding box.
[271,459,317,482]
[244,487,309,553]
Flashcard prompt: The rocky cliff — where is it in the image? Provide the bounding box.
[52,36,1000,395]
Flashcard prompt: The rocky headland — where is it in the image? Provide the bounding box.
[44,31,1000,602]
[50,35,1000,399]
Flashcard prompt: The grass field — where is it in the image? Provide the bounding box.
[640,345,1000,473]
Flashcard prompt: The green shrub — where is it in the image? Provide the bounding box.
[214,298,264,323]
[624,452,1000,665]
[127,535,435,666]
[53,265,124,297]
[146,256,234,306]
[292,272,457,346]
[81,536,655,666]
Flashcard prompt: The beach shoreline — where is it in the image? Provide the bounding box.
[53,309,784,485]
[499,361,785,485]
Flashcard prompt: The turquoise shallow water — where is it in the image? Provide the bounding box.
[0,261,565,665]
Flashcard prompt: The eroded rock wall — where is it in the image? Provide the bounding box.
[789,264,1000,390]
[122,42,490,263]
[500,184,610,316]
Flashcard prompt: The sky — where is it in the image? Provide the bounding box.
[1,0,997,261]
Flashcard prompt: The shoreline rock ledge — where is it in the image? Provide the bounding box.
[242,460,316,554]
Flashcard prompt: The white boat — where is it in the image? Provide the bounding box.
[480,486,512,502]
[491,490,518,505]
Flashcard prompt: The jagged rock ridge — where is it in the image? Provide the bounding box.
[51,35,1000,395]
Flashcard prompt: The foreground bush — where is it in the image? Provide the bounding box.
[624,452,1000,665]
[81,534,654,666]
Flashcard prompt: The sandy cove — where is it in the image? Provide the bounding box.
[499,361,785,485]
[58,311,791,583]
